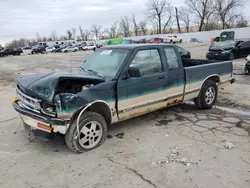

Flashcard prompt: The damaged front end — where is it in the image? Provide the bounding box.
[12,71,105,137]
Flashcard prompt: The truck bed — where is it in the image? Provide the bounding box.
[182,58,221,67]
[182,58,233,101]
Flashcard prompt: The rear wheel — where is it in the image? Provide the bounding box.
[194,80,218,109]
[64,50,68,53]
[65,111,107,153]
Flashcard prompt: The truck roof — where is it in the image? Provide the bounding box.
[103,44,174,49]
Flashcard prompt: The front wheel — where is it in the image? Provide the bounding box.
[65,111,107,153]
[194,80,218,109]
[229,52,234,60]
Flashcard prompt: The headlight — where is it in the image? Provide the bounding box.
[42,102,56,117]
[221,50,230,54]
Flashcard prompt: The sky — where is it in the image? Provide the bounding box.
[1,0,250,44]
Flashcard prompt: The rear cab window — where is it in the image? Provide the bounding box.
[163,47,179,70]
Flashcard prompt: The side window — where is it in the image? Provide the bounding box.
[240,41,250,48]
[129,49,162,76]
[164,47,179,70]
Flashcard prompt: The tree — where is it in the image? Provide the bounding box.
[175,7,181,33]
[91,24,102,40]
[71,28,76,40]
[139,21,147,35]
[214,0,242,29]
[105,21,119,38]
[51,30,57,41]
[179,7,191,33]
[36,32,41,42]
[185,0,213,31]
[42,36,47,42]
[132,14,139,36]
[66,30,73,40]
[147,0,172,34]
[235,15,249,28]
[79,26,91,41]
[120,16,130,37]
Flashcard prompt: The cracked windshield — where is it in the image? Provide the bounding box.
[0,0,250,188]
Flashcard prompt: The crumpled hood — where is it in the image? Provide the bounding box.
[17,71,104,102]
[209,46,233,51]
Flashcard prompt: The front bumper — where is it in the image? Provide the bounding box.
[13,101,68,135]
[206,52,230,60]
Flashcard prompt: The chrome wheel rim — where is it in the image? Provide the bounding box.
[79,121,103,149]
[205,87,215,105]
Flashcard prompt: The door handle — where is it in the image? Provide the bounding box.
[159,76,167,79]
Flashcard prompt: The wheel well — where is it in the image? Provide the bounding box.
[206,76,220,84]
[71,102,112,125]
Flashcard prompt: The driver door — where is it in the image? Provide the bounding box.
[116,47,169,120]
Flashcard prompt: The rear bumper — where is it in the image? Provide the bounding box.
[13,101,68,135]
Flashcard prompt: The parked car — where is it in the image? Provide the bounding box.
[53,46,68,53]
[31,46,46,54]
[12,44,235,153]
[22,45,32,50]
[46,46,56,53]
[175,45,191,58]
[163,36,183,43]
[206,40,250,60]
[82,44,96,51]
[135,38,147,44]
[96,44,104,48]
[0,48,23,57]
[245,54,250,74]
[61,46,78,53]
[147,38,163,43]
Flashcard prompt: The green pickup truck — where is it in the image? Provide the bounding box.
[12,44,235,153]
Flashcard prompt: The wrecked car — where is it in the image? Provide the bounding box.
[12,44,235,153]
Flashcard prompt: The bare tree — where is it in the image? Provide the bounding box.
[91,24,102,39]
[79,26,91,41]
[105,21,119,38]
[214,0,242,29]
[235,15,249,28]
[179,7,191,33]
[162,16,173,34]
[71,28,76,40]
[120,16,130,37]
[175,7,181,33]
[36,32,41,42]
[51,30,57,41]
[132,14,139,36]
[139,21,147,35]
[147,0,171,34]
[185,0,213,31]
[66,30,73,40]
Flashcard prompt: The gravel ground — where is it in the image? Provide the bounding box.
[0,44,249,188]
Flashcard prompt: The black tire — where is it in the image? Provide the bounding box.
[64,50,68,53]
[65,111,107,153]
[179,39,183,43]
[229,52,234,60]
[194,80,218,109]
[93,48,96,51]
[170,40,173,43]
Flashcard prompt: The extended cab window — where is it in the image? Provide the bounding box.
[240,41,250,48]
[129,49,162,76]
[164,47,179,70]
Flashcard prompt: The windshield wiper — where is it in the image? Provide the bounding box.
[88,69,104,78]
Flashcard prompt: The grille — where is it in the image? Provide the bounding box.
[17,88,41,112]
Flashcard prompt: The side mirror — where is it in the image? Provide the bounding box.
[124,67,141,79]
